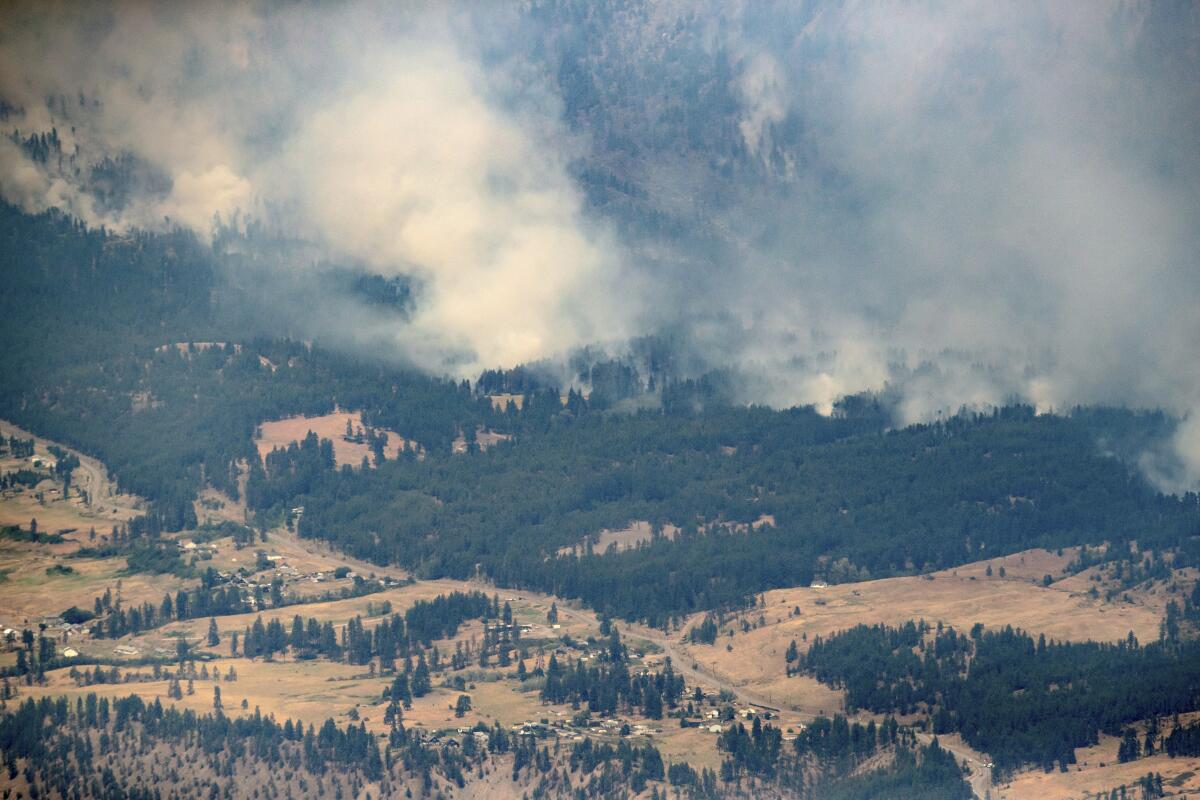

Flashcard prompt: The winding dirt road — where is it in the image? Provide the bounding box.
[0,418,141,514]
[619,616,996,799]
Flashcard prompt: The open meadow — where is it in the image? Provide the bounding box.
[675,547,1167,701]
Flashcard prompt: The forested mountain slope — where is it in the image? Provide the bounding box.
[2,201,1195,625]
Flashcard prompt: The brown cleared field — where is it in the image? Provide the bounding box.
[655,727,725,771]
[255,410,415,467]
[0,543,190,627]
[194,485,248,527]
[0,418,144,533]
[590,520,678,553]
[991,713,1200,799]
[154,341,238,356]
[673,548,1164,699]
[396,677,548,734]
[0,489,136,537]
[28,657,384,728]
[486,393,588,412]
[556,520,681,557]
[174,522,410,584]
[452,426,513,454]
[999,750,1200,799]
[487,393,526,410]
[557,518,772,558]
[0,419,143,520]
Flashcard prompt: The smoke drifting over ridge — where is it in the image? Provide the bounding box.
[0,2,630,371]
[1,1,1199,487]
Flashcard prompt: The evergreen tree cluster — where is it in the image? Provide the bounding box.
[812,739,972,800]
[791,714,900,762]
[4,200,1197,633]
[1164,718,1200,758]
[279,406,1199,625]
[568,738,665,794]
[800,621,1200,775]
[718,717,784,779]
[541,628,684,719]
[227,591,492,672]
[3,434,35,458]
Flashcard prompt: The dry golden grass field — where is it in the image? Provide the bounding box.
[451,426,513,453]
[999,747,1200,799]
[556,520,681,557]
[0,419,143,533]
[255,410,414,467]
[6,422,1198,798]
[0,545,191,627]
[26,657,381,728]
[171,522,410,586]
[675,547,1166,707]
[487,393,526,410]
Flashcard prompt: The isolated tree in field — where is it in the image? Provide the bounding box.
[230,630,239,657]
[547,602,558,624]
[454,694,472,717]
[213,685,222,711]
[207,617,220,646]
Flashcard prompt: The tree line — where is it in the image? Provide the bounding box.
[798,621,1200,776]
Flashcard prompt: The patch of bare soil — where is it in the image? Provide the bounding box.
[256,410,417,467]
[452,425,514,454]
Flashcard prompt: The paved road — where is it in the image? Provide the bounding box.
[914,732,994,800]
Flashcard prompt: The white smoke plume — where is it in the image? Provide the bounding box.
[669,2,1200,486]
[0,2,630,373]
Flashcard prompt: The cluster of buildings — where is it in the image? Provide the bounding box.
[2,617,89,652]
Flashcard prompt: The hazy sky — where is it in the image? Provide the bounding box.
[1,1,1198,485]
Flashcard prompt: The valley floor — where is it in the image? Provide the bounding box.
[3,421,1199,798]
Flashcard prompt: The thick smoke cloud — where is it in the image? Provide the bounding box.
[269,41,623,370]
[0,1,630,372]
[639,1,1200,486]
[1,1,1198,487]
